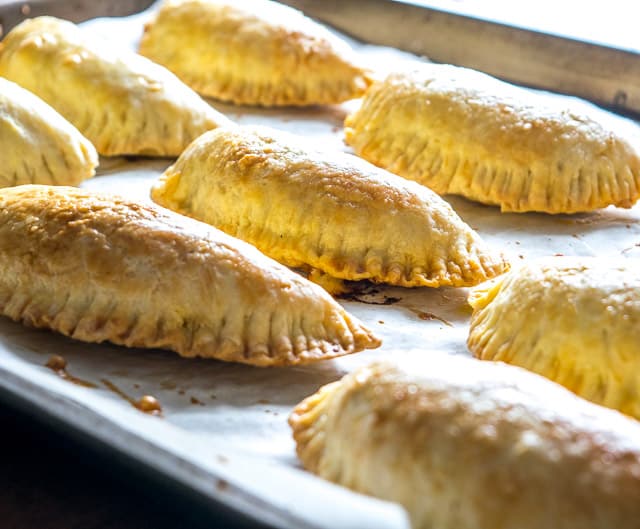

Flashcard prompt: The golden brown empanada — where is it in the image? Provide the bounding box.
[345,65,640,213]
[151,126,508,290]
[138,0,372,106]
[0,76,97,186]
[290,356,640,529]
[0,185,379,366]
[468,257,640,418]
[0,16,231,156]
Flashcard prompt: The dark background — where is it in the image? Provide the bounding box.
[0,397,267,529]
[0,399,203,529]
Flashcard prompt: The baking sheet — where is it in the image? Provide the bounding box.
[2,3,640,528]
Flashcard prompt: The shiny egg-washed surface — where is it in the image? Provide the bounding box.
[290,356,640,529]
[0,16,231,156]
[468,257,640,419]
[151,125,508,290]
[0,185,379,366]
[345,65,640,213]
[139,0,372,106]
[0,77,97,187]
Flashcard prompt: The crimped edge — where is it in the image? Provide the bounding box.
[289,381,340,472]
[345,97,640,214]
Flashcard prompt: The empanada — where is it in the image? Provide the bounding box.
[0,185,379,366]
[468,257,640,418]
[345,65,640,213]
[138,0,372,106]
[151,126,508,290]
[0,77,97,186]
[290,356,640,529]
[0,17,231,156]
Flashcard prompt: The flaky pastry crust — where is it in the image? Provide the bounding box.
[468,257,640,418]
[0,77,97,186]
[345,65,640,213]
[0,17,231,156]
[151,126,507,289]
[290,356,640,529]
[139,0,372,106]
[0,185,379,366]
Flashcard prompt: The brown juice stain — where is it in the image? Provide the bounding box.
[622,243,640,254]
[216,479,229,492]
[190,396,205,406]
[100,378,163,416]
[45,355,98,388]
[410,309,453,327]
[137,395,163,415]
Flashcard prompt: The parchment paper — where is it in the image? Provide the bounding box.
[1,4,639,528]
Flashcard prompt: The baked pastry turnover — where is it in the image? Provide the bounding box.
[0,185,379,366]
[151,126,508,290]
[290,356,640,529]
[0,16,231,156]
[345,65,640,213]
[0,77,97,186]
[138,0,372,106]
[468,257,640,419]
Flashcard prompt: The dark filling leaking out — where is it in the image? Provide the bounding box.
[410,309,453,327]
[337,284,401,305]
[190,396,205,406]
[339,293,402,305]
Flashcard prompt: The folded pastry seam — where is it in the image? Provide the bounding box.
[0,76,98,187]
[138,0,373,107]
[0,185,380,366]
[468,257,640,419]
[151,125,509,291]
[345,65,640,214]
[290,355,640,529]
[0,16,231,157]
